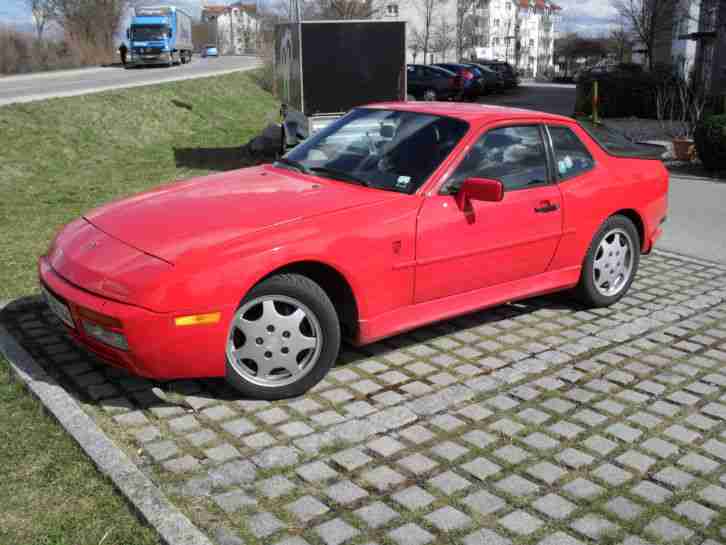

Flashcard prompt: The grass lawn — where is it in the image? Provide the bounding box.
[0,71,278,543]
[0,69,279,301]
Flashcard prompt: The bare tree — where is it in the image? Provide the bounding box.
[409,27,425,63]
[432,17,454,61]
[607,20,632,63]
[50,0,129,63]
[455,0,477,60]
[318,0,383,19]
[414,0,444,64]
[611,0,689,70]
[26,0,54,40]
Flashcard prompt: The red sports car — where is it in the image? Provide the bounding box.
[39,103,668,399]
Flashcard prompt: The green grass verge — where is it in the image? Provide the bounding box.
[0,357,160,545]
[0,70,278,543]
[0,69,279,301]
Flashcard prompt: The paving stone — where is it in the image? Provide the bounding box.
[221,417,256,437]
[631,481,672,504]
[368,436,405,457]
[532,493,576,520]
[354,501,399,528]
[548,421,584,439]
[114,410,149,427]
[463,529,512,545]
[606,423,643,443]
[462,457,502,481]
[536,532,585,545]
[399,425,435,445]
[244,431,276,449]
[431,441,469,461]
[563,478,604,500]
[583,435,618,456]
[557,448,594,469]
[459,404,494,421]
[462,489,507,515]
[286,495,330,522]
[145,440,179,462]
[213,489,256,513]
[332,447,372,471]
[253,446,300,469]
[247,512,283,539]
[592,463,633,486]
[204,443,241,463]
[426,506,472,531]
[518,408,551,425]
[498,510,543,535]
[490,418,525,436]
[570,515,618,540]
[162,455,200,473]
[703,438,726,461]
[393,485,436,510]
[674,500,716,525]
[258,475,295,498]
[428,470,472,495]
[382,521,436,545]
[398,453,438,475]
[325,479,368,505]
[699,484,726,508]
[493,444,530,465]
[462,430,497,448]
[644,516,693,542]
[315,518,360,545]
[654,466,694,489]
[495,475,540,497]
[362,466,406,492]
[208,459,256,486]
[678,452,719,474]
[522,432,559,451]
[605,496,643,521]
[617,450,656,473]
[527,461,566,484]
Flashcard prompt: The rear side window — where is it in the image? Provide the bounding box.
[548,126,595,180]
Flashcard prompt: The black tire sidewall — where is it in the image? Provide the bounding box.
[578,216,641,307]
[225,274,341,400]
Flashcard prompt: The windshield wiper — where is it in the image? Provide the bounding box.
[274,157,312,175]
[308,166,370,187]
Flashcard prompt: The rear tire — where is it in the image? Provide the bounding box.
[225,274,341,400]
[575,215,640,307]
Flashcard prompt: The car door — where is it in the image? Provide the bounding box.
[407,65,424,96]
[414,123,564,303]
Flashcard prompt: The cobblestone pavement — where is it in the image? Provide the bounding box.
[4,251,726,545]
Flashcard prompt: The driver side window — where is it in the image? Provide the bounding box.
[443,125,549,194]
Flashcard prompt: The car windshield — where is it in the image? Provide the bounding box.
[131,25,167,41]
[281,108,469,194]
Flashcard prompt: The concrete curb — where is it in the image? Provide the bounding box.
[0,301,213,545]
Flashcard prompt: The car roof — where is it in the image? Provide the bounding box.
[363,102,574,124]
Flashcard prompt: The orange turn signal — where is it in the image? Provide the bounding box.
[174,312,222,327]
[76,306,123,329]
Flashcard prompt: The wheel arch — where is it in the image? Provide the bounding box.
[611,208,645,250]
[257,260,360,341]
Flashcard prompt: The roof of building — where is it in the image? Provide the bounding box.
[518,0,562,11]
[202,3,257,16]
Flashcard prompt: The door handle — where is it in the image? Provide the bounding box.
[534,201,559,213]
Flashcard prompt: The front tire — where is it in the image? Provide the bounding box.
[576,215,640,307]
[225,274,341,400]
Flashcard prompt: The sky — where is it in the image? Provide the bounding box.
[0,0,619,36]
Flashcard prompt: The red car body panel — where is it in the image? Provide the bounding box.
[39,103,668,380]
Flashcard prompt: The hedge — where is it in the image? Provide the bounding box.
[695,114,726,171]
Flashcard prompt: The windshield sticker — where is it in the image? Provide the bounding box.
[396,176,411,188]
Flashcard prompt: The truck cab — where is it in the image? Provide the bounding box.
[126,6,192,67]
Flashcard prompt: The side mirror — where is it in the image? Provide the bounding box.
[455,177,504,209]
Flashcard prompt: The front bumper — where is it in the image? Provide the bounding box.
[39,257,232,379]
[129,52,171,65]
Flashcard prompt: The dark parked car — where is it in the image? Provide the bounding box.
[406,64,463,101]
[433,63,481,100]
[461,63,504,93]
[471,59,519,88]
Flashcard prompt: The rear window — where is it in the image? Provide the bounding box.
[577,120,666,159]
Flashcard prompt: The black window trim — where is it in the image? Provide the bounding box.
[439,122,554,195]
[544,123,596,183]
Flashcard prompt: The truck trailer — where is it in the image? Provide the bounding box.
[127,6,193,67]
[274,20,406,147]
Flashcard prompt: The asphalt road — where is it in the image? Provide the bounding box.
[0,55,261,107]
[479,81,577,116]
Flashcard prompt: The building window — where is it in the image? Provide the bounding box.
[529,38,534,47]
[506,1,511,10]
[387,3,399,16]
[494,18,500,26]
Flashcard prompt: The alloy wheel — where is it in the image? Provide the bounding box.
[592,228,634,297]
[226,295,322,388]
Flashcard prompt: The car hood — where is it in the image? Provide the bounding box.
[83,165,393,264]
